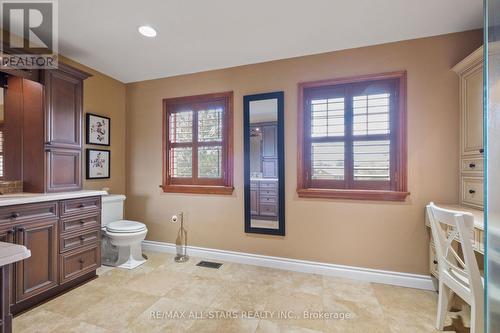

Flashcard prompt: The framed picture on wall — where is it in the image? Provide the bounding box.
[86,113,110,146]
[86,149,111,179]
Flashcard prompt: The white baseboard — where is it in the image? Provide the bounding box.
[142,240,436,291]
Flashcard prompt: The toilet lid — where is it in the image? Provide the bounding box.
[106,220,147,233]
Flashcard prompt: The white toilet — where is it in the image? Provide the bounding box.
[101,194,148,269]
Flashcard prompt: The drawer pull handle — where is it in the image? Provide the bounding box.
[433,260,438,265]
[78,258,85,264]
[469,163,476,168]
[79,220,85,224]
[469,189,476,194]
[479,148,484,154]
[10,212,20,219]
[79,203,86,208]
[80,236,85,241]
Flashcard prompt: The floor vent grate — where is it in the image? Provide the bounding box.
[196,261,223,269]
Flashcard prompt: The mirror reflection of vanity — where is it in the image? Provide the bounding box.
[244,92,285,235]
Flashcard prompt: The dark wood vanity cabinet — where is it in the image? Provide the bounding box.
[3,63,90,193]
[43,66,84,149]
[0,196,101,318]
[262,125,277,158]
[15,218,58,303]
[261,125,278,178]
[250,180,278,220]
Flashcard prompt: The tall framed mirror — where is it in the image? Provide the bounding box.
[244,92,285,235]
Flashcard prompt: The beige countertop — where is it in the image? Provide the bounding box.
[0,190,108,207]
[0,242,31,266]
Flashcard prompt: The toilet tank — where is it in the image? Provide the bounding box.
[101,194,126,226]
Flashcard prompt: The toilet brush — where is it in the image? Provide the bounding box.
[171,212,189,262]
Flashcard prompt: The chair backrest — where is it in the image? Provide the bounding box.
[427,202,483,302]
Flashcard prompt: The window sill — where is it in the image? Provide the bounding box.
[161,185,234,195]
[297,188,410,201]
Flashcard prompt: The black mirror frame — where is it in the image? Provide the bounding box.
[243,91,285,236]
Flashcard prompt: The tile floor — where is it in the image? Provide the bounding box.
[13,251,467,333]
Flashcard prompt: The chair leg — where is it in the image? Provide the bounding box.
[436,281,452,330]
[470,303,484,333]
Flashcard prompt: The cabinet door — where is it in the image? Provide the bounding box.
[44,70,83,149]
[250,188,259,216]
[462,64,484,156]
[0,225,16,308]
[262,125,277,158]
[262,159,278,178]
[15,219,58,303]
[45,148,82,192]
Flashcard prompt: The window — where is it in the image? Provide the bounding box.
[162,92,234,194]
[297,72,409,201]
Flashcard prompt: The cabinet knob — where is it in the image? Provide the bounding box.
[469,189,476,194]
[10,212,20,219]
[80,236,85,241]
[469,163,476,168]
[479,148,484,154]
[78,258,85,264]
[433,260,438,265]
[79,219,85,224]
[79,203,86,208]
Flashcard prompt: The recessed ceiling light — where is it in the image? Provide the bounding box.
[138,25,157,38]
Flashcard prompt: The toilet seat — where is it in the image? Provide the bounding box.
[106,220,147,233]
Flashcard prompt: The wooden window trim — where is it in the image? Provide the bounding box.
[297,71,409,201]
[162,91,234,195]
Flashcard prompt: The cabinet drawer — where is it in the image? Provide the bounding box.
[60,229,100,253]
[60,213,100,234]
[60,196,101,217]
[461,157,484,173]
[260,181,278,189]
[260,195,277,204]
[0,201,58,224]
[260,189,277,196]
[461,177,484,208]
[60,245,100,284]
[260,203,278,217]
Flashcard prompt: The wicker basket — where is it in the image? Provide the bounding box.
[0,180,23,195]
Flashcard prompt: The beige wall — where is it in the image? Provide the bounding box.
[125,30,482,275]
[61,57,127,194]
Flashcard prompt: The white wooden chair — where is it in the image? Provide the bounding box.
[427,202,484,333]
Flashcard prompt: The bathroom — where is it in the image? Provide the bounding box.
[0,1,498,332]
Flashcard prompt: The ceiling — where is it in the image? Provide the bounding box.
[58,0,483,83]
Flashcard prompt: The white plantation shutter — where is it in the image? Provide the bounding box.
[166,94,230,187]
[305,79,398,190]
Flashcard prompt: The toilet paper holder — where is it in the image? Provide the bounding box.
[171,212,189,263]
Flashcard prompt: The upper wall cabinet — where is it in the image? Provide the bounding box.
[3,63,91,193]
[43,64,87,149]
[453,47,484,157]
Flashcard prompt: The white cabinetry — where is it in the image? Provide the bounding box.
[452,46,484,210]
